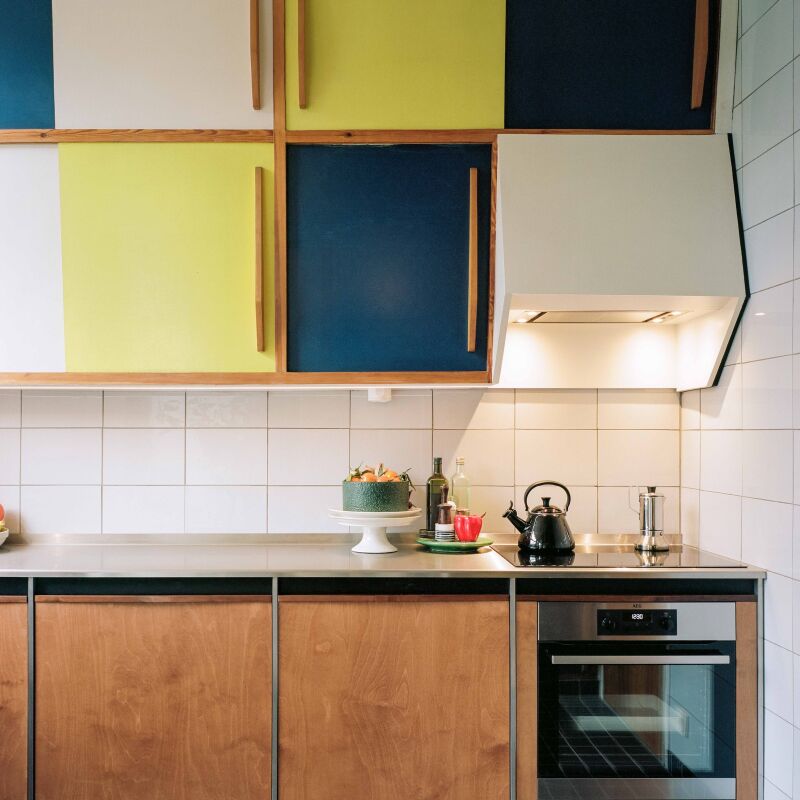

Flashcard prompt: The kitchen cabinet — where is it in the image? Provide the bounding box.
[286,144,493,374]
[516,600,537,800]
[51,0,273,129]
[284,0,505,130]
[278,595,509,800]
[0,146,65,373]
[505,0,719,130]
[0,597,27,800]
[0,0,54,129]
[59,143,276,374]
[35,595,271,800]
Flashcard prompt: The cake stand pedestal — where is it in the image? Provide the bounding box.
[328,508,422,554]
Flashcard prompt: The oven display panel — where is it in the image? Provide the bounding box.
[596,608,677,636]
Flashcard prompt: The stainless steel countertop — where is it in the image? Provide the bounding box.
[0,535,766,580]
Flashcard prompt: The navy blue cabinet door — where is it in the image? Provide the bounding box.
[505,0,718,130]
[0,0,55,128]
[287,145,492,373]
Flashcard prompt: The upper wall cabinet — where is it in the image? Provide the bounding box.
[505,0,719,130]
[284,0,505,130]
[287,144,492,375]
[0,0,55,128]
[51,0,274,129]
[59,143,276,373]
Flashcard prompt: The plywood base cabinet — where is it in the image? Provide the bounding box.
[0,598,27,800]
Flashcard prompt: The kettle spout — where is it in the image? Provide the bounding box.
[503,501,528,535]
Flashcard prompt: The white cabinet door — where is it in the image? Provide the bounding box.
[0,146,65,373]
[52,0,273,129]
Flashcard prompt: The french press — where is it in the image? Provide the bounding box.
[629,486,669,552]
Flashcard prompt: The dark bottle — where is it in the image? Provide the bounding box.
[426,457,448,532]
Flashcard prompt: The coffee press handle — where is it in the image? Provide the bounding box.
[628,486,643,516]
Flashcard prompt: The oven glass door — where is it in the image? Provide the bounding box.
[538,642,736,799]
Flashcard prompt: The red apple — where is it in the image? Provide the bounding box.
[454,513,483,542]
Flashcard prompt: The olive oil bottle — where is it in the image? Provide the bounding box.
[425,457,448,534]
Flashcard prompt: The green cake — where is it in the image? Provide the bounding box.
[342,465,412,512]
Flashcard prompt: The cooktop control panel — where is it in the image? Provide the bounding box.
[597,608,677,636]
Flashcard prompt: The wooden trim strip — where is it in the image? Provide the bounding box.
[255,166,265,352]
[279,595,508,603]
[691,0,710,109]
[0,129,274,143]
[735,602,757,800]
[0,370,491,385]
[467,167,478,352]
[251,0,262,109]
[36,595,272,604]
[486,137,497,377]
[273,0,288,372]
[0,596,27,604]
[298,0,307,109]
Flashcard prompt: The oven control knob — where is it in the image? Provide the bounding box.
[599,614,617,633]
[659,615,673,631]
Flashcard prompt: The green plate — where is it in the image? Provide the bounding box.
[416,536,493,554]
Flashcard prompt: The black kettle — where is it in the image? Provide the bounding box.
[503,481,575,552]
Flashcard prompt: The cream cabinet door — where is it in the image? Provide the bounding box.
[52,0,273,129]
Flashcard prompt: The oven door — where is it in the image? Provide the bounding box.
[537,641,736,800]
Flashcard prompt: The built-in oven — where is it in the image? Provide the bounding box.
[537,602,736,800]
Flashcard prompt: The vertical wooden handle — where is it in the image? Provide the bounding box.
[298,0,308,108]
[467,167,478,353]
[250,0,261,109]
[691,0,709,109]
[255,167,265,352]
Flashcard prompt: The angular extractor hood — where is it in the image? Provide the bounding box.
[493,134,747,391]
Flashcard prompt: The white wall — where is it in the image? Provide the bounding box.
[680,1,798,796]
[0,388,679,537]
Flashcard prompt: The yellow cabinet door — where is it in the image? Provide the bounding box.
[285,0,505,130]
[59,143,275,374]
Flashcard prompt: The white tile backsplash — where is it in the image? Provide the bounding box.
[268,428,348,486]
[597,390,679,430]
[186,429,267,486]
[21,428,101,485]
[699,491,743,561]
[765,641,794,723]
[745,208,794,292]
[740,0,794,99]
[743,429,794,502]
[434,389,514,430]
[187,391,268,428]
[515,429,597,486]
[0,429,20,484]
[681,430,700,489]
[515,389,597,429]
[267,486,342,533]
[103,486,184,534]
[741,136,794,228]
[21,390,102,428]
[742,62,794,163]
[268,390,348,428]
[185,486,267,534]
[104,391,185,428]
[351,390,431,429]
[743,355,793,428]
[438,429,515,486]
[0,391,21,427]
[742,282,794,362]
[20,485,101,534]
[597,430,679,487]
[742,496,794,575]
[103,429,185,485]
[701,365,743,430]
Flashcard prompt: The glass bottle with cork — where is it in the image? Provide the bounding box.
[451,457,471,514]
[425,457,448,536]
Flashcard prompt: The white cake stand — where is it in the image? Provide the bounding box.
[329,507,422,554]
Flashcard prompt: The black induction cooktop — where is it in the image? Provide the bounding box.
[491,544,748,569]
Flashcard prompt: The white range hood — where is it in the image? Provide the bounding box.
[493,134,747,391]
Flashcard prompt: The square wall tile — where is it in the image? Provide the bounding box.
[597,486,679,535]
[741,136,794,228]
[517,484,597,534]
[103,429,185,485]
[20,485,101,534]
[701,365,742,429]
[103,486,184,534]
[742,283,793,362]
[745,208,794,292]
[515,390,597,429]
[742,0,781,32]
[681,430,700,489]
[515,429,596,487]
[268,429,348,486]
[680,390,700,430]
[470,486,515,533]
[187,391,268,428]
[21,428,101,485]
[700,431,743,495]
[0,430,20,484]
[743,356,793,428]
[597,430,679,486]
[765,641,794,724]
[433,389,514,429]
[351,390,431,429]
[680,488,700,546]
[350,429,432,497]
[743,429,794,502]
[0,391,20,427]
[21,390,102,428]
[765,710,794,796]
[598,390,679,429]
[0,486,20,533]
[186,429,267,486]
[699,491,742,561]
[104,391,185,427]
[436,429,515,486]
[742,497,793,575]
[741,63,794,163]
[268,486,342,533]
[185,486,267,534]
[740,0,794,98]
[268,391,348,428]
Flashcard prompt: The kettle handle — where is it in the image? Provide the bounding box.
[524,481,571,512]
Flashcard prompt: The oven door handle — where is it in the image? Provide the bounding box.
[551,654,730,665]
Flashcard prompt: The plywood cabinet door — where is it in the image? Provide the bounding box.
[284,0,505,130]
[59,143,276,373]
[52,0,273,129]
[35,596,271,800]
[0,598,27,800]
[279,596,510,800]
